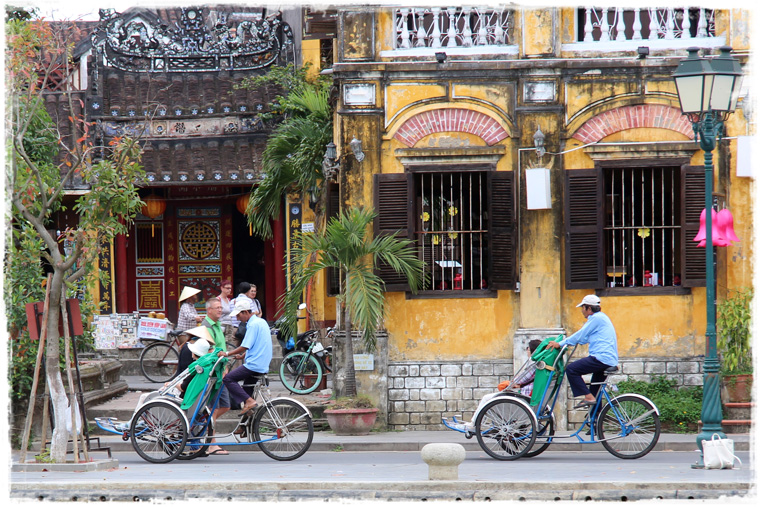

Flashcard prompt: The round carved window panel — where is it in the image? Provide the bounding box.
[180,221,218,260]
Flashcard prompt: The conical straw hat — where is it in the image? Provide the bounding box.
[179,286,201,302]
[184,326,215,346]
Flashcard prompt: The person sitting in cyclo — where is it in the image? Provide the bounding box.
[449,339,543,435]
[546,294,618,409]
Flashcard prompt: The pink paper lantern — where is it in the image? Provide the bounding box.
[717,208,740,243]
[693,208,707,242]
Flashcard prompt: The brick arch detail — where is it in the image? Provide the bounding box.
[571,105,695,143]
[393,108,509,147]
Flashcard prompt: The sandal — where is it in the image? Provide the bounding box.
[573,400,596,409]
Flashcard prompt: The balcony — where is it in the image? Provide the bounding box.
[566,7,724,53]
[383,7,517,58]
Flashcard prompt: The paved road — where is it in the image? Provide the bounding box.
[11,450,753,502]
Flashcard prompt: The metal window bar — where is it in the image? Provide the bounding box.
[416,171,487,291]
[604,167,679,287]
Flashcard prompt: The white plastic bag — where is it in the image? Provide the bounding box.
[702,433,741,469]
[65,396,82,435]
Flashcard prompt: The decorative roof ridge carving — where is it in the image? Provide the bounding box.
[91,6,293,72]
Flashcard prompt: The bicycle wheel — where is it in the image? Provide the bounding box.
[130,401,187,464]
[279,351,323,394]
[177,407,214,460]
[524,411,554,458]
[475,397,536,460]
[140,342,179,383]
[321,346,333,372]
[597,394,661,459]
[254,399,314,461]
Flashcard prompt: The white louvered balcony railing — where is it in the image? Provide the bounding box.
[567,7,725,51]
[389,7,516,55]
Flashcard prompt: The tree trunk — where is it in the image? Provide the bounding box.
[334,273,357,398]
[45,269,71,462]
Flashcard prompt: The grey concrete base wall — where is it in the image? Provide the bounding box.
[386,356,704,430]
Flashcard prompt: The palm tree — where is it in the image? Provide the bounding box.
[280,207,425,397]
[246,81,333,239]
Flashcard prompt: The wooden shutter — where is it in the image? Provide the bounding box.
[325,183,341,295]
[564,168,604,289]
[681,165,706,287]
[374,173,413,291]
[488,171,516,290]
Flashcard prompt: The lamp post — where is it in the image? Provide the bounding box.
[672,46,743,469]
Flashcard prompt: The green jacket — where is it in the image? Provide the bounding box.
[180,349,227,410]
[529,336,565,407]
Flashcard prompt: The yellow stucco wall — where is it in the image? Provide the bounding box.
[327,6,753,366]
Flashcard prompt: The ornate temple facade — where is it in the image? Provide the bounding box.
[79,5,300,321]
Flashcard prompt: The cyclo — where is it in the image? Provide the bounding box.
[443,337,661,460]
[96,353,314,463]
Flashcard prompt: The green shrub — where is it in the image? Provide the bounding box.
[615,376,702,433]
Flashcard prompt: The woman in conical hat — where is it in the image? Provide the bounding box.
[176,286,203,345]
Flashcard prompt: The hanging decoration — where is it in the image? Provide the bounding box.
[693,207,740,248]
[237,194,252,235]
[141,194,166,237]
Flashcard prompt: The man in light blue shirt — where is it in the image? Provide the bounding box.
[219,298,273,414]
[548,294,618,409]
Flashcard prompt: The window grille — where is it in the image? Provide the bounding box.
[415,171,488,291]
[136,222,164,264]
[603,166,681,288]
[577,7,715,42]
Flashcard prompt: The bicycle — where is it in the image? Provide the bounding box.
[278,327,334,395]
[139,329,184,383]
[444,342,661,461]
[96,355,314,463]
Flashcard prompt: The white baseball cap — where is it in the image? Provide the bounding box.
[576,294,601,307]
[229,297,253,317]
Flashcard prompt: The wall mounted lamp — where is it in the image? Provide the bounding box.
[435,51,447,64]
[637,46,649,59]
[533,126,546,159]
[322,138,365,181]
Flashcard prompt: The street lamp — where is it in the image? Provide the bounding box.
[672,46,743,469]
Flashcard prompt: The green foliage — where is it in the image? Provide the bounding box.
[280,207,425,352]
[330,394,376,409]
[238,63,333,239]
[616,376,702,433]
[717,288,753,375]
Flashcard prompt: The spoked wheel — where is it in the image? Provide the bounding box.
[321,346,333,372]
[177,407,214,460]
[279,351,323,395]
[140,342,179,383]
[254,399,314,461]
[475,398,536,460]
[130,401,187,464]
[597,394,661,459]
[524,411,555,458]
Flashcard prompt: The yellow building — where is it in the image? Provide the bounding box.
[303,6,754,429]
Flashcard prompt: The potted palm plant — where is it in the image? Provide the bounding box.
[717,289,753,402]
[280,207,424,434]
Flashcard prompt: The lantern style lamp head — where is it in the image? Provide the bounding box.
[673,46,743,123]
[322,141,340,181]
[350,137,365,162]
[533,126,546,159]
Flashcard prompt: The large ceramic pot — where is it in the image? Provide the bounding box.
[324,408,379,436]
[723,374,753,403]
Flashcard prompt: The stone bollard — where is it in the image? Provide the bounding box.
[420,443,466,480]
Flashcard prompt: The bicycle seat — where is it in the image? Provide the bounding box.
[167,329,183,337]
[604,366,619,374]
